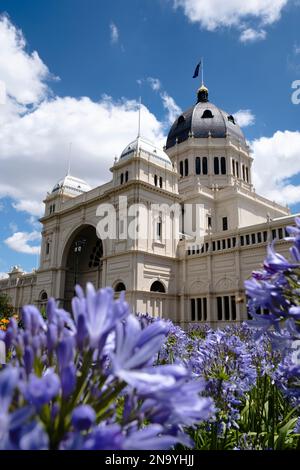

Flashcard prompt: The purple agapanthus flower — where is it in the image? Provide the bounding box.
[72,283,129,348]
[72,405,96,431]
[23,370,60,407]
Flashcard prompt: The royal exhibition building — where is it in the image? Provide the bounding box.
[0,84,296,327]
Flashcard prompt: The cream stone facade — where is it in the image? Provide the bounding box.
[0,84,296,327]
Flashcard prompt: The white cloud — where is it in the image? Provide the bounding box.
[9,222,18,233]
[5,230,41,255]
[234,109,255,127]
[0,17,165,217]
[147,77,162,91]
[147,77,182,125]
[12,200,44,217]
[294,43,300,55]
[161,92,182,125]
[252,130,300,206]
[27,215,42,230]
[110,22,119,44]
[0,14,52,105]
[0,272,8,280]
[240,28,267,43]
[0,95,165,216]
[172,0,289,41]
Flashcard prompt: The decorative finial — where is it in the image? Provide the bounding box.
[197,84,209,103]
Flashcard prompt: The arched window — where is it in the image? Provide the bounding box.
[155,213,162,240]
[232,159,235,176]
[125,171,129,182]
[115,282,126,292]
[214,157,219,175]
[120,173,124,185]
[154,175,158,186]
[159,177,163,188]
[179,161,183,177]
[246,167,249,183]
[39,291,48,310]
[202,110,214,119]
[150,281,166,293]
[88,239,103,268]
[236,161,239,178]
[195,157,201,175]
[177,115,185,125]
[40,291,48,302]
[202,157,208,175]
[242,165,245,181]
[221,157,226,175]
[184,159,189,176]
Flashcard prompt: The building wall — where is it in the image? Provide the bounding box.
[0,136,295,326]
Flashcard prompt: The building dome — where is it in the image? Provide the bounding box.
[166,85,245,150]
[51,174,91,196]
[120,136,172,167]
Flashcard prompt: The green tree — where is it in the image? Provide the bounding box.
[0,292,14,320]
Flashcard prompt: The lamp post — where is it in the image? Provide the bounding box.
[73,238,87,288]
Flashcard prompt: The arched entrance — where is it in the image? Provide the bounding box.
[63,225,103,309]
[38,291,48,311]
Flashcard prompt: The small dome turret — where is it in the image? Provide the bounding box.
[120,136,172,168]
[51,175,91,197]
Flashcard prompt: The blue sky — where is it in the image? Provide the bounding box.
[0,0,300,276]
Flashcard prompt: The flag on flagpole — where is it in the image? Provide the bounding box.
[193,61,201,79]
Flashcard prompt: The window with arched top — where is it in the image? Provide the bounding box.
[179,161,184,177]
[221,157,226,175]
[39,291,48,310]
[177,115,185,125]
[202,157,208,175]
[150,281,166,293]
[40,291,48,301]
[214,157,219,175]
[159,177,163,188]
[195,157,201,175]
[202,110,214,119]
[125,171,129,182]
[120,173,124,185]
[115,282,126,292]
[246,167,249,183]
[154,174,158,186]
[156,215,162,240]
[184,159,189,176]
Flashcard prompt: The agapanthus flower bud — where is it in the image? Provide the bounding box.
[60,364,76,398]
[24,370,60,407]
[71,405,96,431]
[57,336,74,370]
[24,346,34,375]
[47,324,58,352]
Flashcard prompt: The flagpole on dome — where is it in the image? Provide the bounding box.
[67,142,72,176]
[137,95,142,138]
[201,57,204,86]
